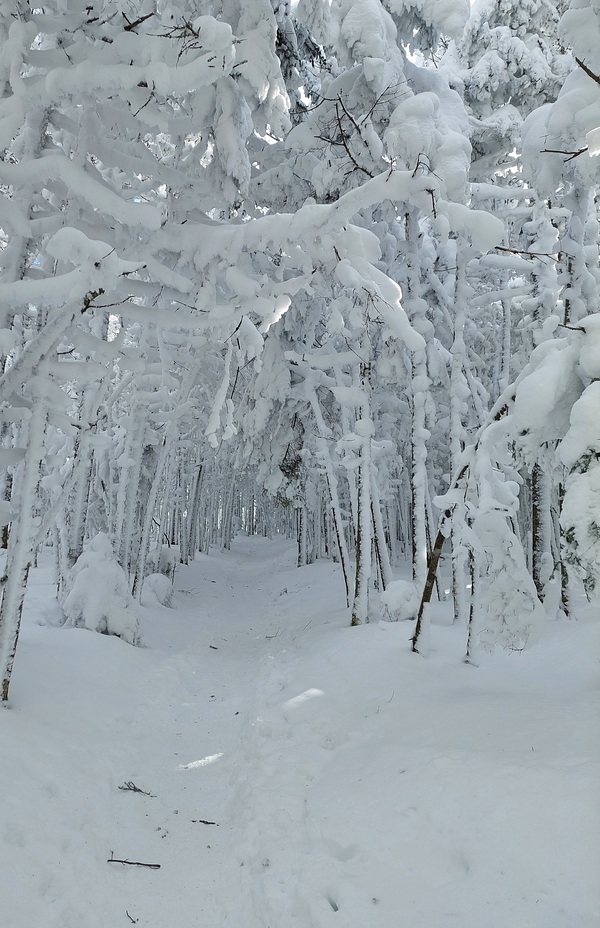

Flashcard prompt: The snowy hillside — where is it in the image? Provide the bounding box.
[2,537,598,928]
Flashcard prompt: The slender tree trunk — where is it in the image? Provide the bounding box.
[115,410,146,573]
[132,440,172,597]
[499,298,511,396]
[463,544,479,665]
[531,462,551,600]
[450,252,468,623]
[558,482,570,618]
[54,511,72,604]
[68,432,93,569]
[451,525,467,625]
[1,458,12,550]
[309,391,352,605]
[186,463,204,560]
[220,479,235,551]
[412,516,448,651]
[296,500,308,567]
[351,358,372,626]
[371,478,393,592]
[405,211,430,594]
[0,397,47,703]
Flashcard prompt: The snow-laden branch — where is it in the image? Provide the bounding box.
[0,157,161,230]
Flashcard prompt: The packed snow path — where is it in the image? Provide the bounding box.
[2,536,599,928]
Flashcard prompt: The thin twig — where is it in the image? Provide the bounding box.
[494,245,558,259]
[335,100,374,178]
[541,146,588,162]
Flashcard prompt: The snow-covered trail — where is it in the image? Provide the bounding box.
[2,536,599,928]
[0,537,297,928]
[100,536,304,928]
[1,536,345,928]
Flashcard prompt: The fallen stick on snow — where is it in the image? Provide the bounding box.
[118,781,155,797]
[107,852,160,869]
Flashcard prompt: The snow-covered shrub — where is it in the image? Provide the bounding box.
[514,315,600,604]
[474,510,546,652]
[141,573,174,608]
[451,420,547,657]
[146,545,179,581]
[62,534,142,646]
[559,382,600,602]
[380,580,419,621]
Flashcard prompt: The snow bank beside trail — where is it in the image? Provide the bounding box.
[2,538,599,928]
[223,548,600,928]
[232,603,600,927]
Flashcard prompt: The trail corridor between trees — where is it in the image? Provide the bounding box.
[1,537,599,928]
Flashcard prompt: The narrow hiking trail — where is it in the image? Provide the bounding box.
[102,535,307,928]
[2,535,599,928]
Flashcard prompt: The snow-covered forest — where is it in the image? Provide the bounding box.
[1,0,599,925]
[1,0,600,687]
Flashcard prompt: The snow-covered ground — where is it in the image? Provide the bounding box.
[1,536,599,928]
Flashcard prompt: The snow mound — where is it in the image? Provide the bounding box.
[141,572,174,607]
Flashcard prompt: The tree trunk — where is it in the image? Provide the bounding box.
[186,463,204,560]
[412,516,448,651]
[371,478,393,592]
[531,462,550,600]
[463,544,479,665]
[296,500,308,567]
[351,359,372,626]
[309,390,352,605]
[0,398,47,703]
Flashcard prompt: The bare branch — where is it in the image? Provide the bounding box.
[494,245,559,259]
[334,102,373,178]
[575,57,600,87]
[122,12,154,32]
[541,147,588,162]
[80,288,105,314]
[425,188,437,219]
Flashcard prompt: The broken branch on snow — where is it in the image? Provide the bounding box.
[108,852,160,869]
[118,781,155,797]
